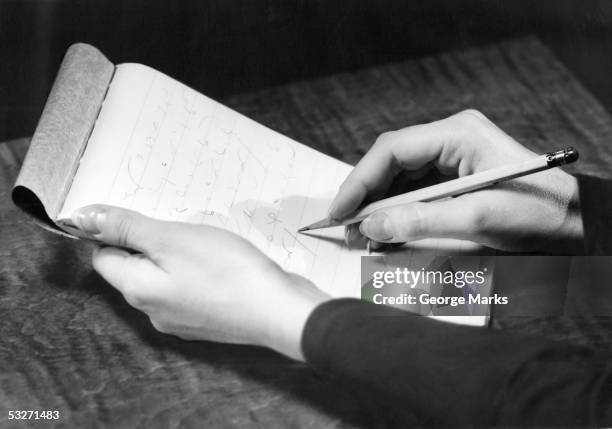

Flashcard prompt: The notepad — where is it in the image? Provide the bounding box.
[59,61,368,296]
[13,44,490,325]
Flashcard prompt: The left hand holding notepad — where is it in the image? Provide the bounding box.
[69,205,330,361]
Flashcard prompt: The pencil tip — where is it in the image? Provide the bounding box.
[297,226,309,233]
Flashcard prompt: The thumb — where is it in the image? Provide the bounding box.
[359,197,482,243]
[68,204,165,254]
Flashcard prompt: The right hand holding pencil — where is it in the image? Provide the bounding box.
[332,110,584,253]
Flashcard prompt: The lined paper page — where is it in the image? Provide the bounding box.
[59,64,365,296]
[59,63,484,309]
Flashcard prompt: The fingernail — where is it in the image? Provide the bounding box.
[344,224,365,249]
[71,206,107,236]
[370,240,384,250]
[344,227,351,250]
[360,213,393,241]
[328,198,340,219]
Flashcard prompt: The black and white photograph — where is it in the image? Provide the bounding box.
[1,1,612,427]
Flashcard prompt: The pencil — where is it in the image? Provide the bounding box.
[298,147,578,232]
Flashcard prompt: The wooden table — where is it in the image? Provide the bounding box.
[2,36,612,428]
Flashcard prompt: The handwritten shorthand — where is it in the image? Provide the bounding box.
[101,69,349,284]
[59,64,471,297]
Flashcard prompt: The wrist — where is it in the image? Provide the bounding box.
[265,273,331,361]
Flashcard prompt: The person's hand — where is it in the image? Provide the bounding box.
[68,205,331,361]
[332,110,584,253]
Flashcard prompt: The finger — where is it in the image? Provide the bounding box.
[344,223,368,248]
[344,223,385,251]
[93,246,168,307]
[69,204,168,256]
[343,224,401,251]
[329,112,478,220]
[369,240,386,251]
[359,195,484,243]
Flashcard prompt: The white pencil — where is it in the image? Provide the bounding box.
[298,147,578,232]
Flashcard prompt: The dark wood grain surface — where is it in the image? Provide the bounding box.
[2,36,612,428]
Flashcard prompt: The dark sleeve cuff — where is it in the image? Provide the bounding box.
[576,174,612,255]
[302,298,610,427]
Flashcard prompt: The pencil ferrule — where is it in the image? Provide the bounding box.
[545,147,578,167]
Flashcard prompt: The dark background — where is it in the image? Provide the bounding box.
[1,0,611,142]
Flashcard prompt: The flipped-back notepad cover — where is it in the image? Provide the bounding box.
[11,43,114,234]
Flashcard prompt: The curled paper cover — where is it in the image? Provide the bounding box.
[11,43,114,235]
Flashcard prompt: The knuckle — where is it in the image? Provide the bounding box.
[115,214,136,247]
[150,318,169,334]
[395,204,427,240]
[451,110,493,149]
[458,109,488,123]
[453,109,490,131]
[407,204,428,239]
[374,131,396,148]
